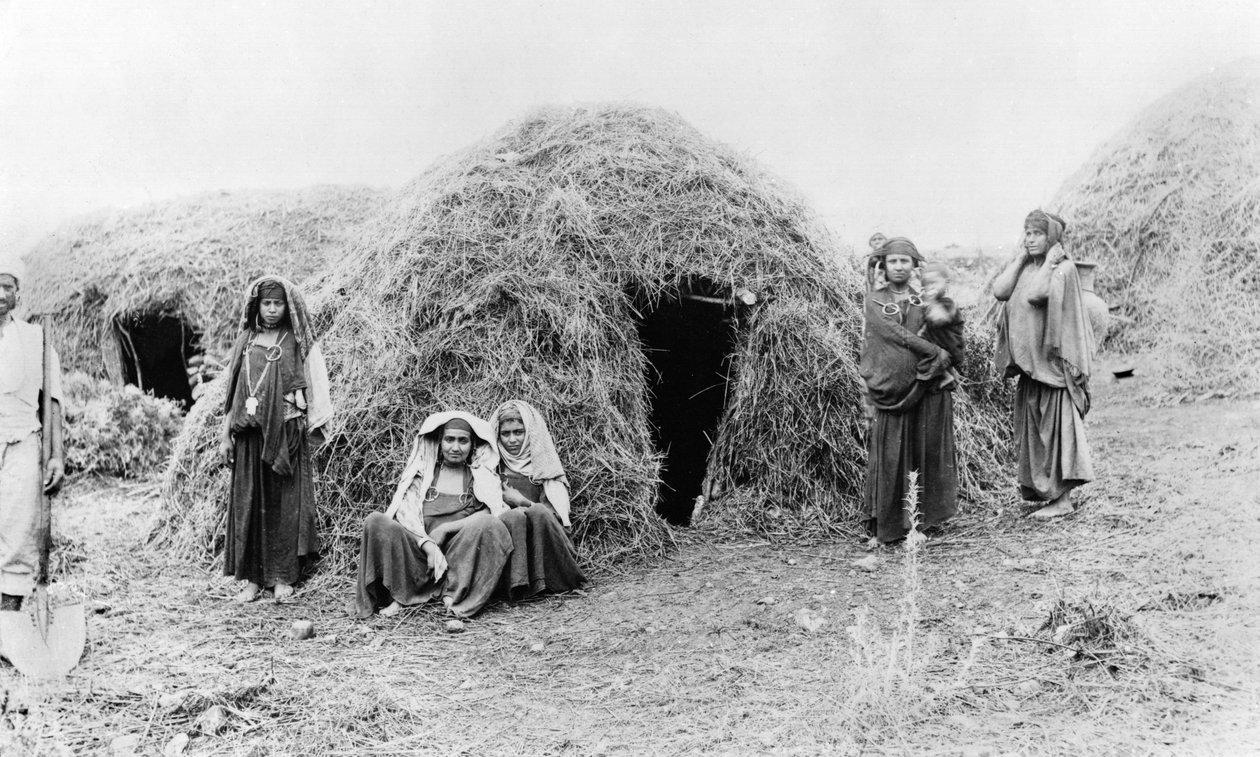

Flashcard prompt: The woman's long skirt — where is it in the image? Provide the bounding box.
[1014,375,1094,500]
[865,390,959,543]
[354,511,512,619]
[224,425,319,587]
[498,503,586,600]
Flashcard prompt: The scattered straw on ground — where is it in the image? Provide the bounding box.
[11,383,1260,757]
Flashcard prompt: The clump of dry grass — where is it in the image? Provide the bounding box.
[1052,58,1260,396]
[1036,597,1152,674]
[21,185,388,382]
[839,473,961,736]
[158,104,1012,571]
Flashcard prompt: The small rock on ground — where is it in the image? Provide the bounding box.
[852,555,880,572]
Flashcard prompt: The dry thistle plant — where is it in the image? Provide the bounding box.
[839,470,948,734]
[899,470,927,658]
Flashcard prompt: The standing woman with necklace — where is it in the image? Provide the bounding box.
[991,210,1094,518]
[859,238,961,544]
[219,276,333,602]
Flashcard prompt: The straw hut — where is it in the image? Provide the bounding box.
[1052,58,1260,394]
[160,105,1011,567]
[22,186,387,406]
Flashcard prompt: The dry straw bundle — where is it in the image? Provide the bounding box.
[1052,58,1260,395]
[21,185,388,380]
[161,104,1011,569]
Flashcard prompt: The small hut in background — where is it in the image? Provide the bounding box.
[160,105,1011,566]
[22,186,387,407]
[1052,58,1260,394]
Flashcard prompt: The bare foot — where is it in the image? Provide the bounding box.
[1031,492,1075,519]
[442,595,457,615]
[864,536,881,550]
[272,583,295,600]
[235,582,262,603]
[379,601,403,617]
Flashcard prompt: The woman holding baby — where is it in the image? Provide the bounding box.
[859,237,964,545]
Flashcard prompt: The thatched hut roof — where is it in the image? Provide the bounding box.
[159,105,1011,567]
[22,185,388,382]
[1052,58,1260,394]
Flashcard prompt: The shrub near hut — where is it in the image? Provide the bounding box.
[161,105,1013,568]
[62,373,183,478]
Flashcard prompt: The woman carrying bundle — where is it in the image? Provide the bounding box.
[491,400,585,599]
[354,411,513,618]
[992,210,1094,518]
[219,276,333,602]
[859,238,962,544]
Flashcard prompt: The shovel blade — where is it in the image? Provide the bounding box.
[0,603,86,679]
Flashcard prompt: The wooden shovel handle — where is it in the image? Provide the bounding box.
[36,320,54,586]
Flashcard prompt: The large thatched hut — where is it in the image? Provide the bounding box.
[160,105,1011,567]
[1052,58,1260,394]
[22,186,387,406]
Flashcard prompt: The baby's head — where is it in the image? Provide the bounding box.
[868,232,887,252]
[921,261,952,299]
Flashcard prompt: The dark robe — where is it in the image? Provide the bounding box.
[497,469,585,600]
[859,289,960,543]
[995,258,1095,500]
[355,479,513,619]
[222,329,319,586]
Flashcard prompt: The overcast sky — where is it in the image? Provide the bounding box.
[2,0,1257,256]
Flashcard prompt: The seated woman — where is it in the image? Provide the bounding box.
[492,400,585,599]
[354,411,513,619]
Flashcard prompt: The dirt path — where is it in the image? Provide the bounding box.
[3,377,1258,756]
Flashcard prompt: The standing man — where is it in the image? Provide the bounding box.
[0,258,65,611]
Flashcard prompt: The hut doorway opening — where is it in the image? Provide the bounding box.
[113,312,203,409]
[633,278,742,525]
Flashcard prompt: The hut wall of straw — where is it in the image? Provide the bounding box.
[159,105,1012,568]
[1051,58,1260,395]
[21,186,388,383]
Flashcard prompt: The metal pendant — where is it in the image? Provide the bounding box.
[245,396,259,416]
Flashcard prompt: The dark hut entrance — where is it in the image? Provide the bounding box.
[113,312,203,409]
[633,278,743,525]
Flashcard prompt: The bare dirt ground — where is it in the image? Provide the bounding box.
[2,373,1258,756]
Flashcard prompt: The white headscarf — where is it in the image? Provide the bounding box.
[384,410,507,541]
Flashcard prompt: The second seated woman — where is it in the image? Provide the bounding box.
[354,411,513,619]
[492,400,585,599]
